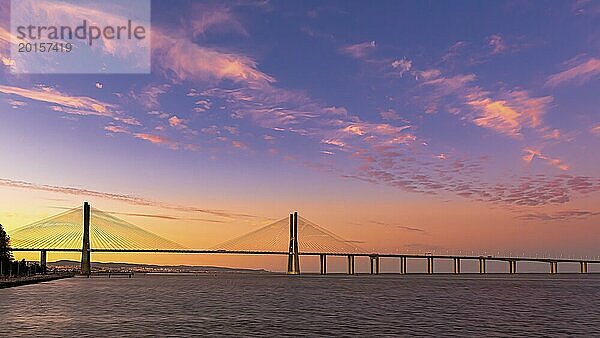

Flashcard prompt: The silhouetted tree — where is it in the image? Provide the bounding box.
[0,223,13,276]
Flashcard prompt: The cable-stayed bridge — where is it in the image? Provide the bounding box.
[8,203,600,275]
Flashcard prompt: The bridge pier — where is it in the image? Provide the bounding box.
[347,255,355,275]
[81,202,91,275]
[453,258,461,274]
[319,254,327,275]
[426,257,434,274]
[550,261,558,274]
[580,261,588,273]
[287,212,300,275]
[509,260,517,274]
[399,256,407,274]
[370,256,380,275]
[478,258,486,274]
[40,250,47,274]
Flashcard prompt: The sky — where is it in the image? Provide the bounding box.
[0,0,599,272]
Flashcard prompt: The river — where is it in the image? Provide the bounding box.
[1,274,599,336]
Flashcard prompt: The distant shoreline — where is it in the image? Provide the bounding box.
[0,274,74,289]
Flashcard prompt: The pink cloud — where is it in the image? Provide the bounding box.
[340,41,376,59]
[168,115,183,127]
[488,34,507,55]
[592,124,600,135]
[522,148,570,171]
[379,110,402,121]
[187,4,247,37]
[224,126,239,135]
[423,73,476,94]
[546,56,600,87]
[134,84,171,109]
[232,140,247,149]
[391,58,412,77]
[104,125,128,134]
[134,133,178,149]
[153,29,275,85]
[467,90,552,137]
[0,84,115,117]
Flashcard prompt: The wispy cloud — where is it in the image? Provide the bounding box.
[522,148,570,171]
[134,133,179,149]
[153,29,275,85]
[0,83,142,126]
[0,84,114,117]
[546,55,600,87]
[340,41,376,59]
[0,178,260,220]
[467,90,553,137]
[370,220,426,233]
[186,3,248,37]
[391,58,412,77]
[517,210,600,221]
[104,124,128,134]
[50,206,227,223]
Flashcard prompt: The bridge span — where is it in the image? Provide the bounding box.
[8,203,598,275]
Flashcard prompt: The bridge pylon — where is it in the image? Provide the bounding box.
[287,212,300,274]
[81,202,91,275]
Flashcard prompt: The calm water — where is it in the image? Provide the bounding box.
[1,274,599,337]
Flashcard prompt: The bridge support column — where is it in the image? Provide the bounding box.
[40,250,47,274]
[287,212,300,275]
[453,258,461,274]
[426,257,434,274]
[81,202,91,276]
[509,260,516,274]
[370,256,380,275]
[400,256,406,274]
[347,255,355,275]
[478,258,486,274]
[320,254,327,275]
[580,261,588,273]
[550,261,558,274]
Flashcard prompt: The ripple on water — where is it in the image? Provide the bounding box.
[1,274,599,337]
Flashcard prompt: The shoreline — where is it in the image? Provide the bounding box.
[0,274,74,289]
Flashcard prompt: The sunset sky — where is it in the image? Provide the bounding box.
[1,0,599,271]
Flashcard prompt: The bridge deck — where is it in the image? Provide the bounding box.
[9,248,600,264]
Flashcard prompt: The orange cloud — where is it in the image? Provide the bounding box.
[546,56,600,87]
[343,125,366,136]
[522,148,569,171]
[470,98,520,136]
[134,133,178,149]
[232,140,247,149]
[0,26,19,46]
[591,124,600,135]
[467,90,552,137]
[168,115,183,127]
[0,84,115,117]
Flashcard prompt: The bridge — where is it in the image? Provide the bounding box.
[8,202,599,275]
